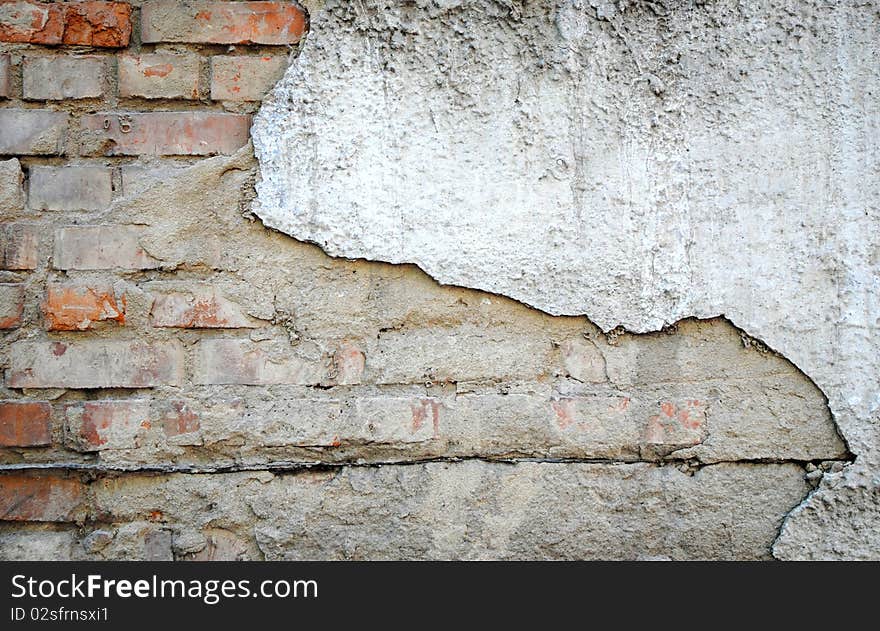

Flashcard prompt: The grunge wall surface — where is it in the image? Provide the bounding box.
[0,0,874,560]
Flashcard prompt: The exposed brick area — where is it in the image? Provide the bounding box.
[29,165,112,211]
[211,54,287,101]
[22,56,106,101]
[43,283,125,331]
[80,112,250,156]
[141,1,306,45]
[0,53,10,97]
[119,53,200,100]
[0,109,68,155]
[0,475,85,522]
[0,223,38,270]
[53,226,158,270]
[0,1,131,47]
[0,401,51,447]
[0,283,25,329]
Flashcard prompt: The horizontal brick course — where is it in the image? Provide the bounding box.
[119,53,200,100]
[80,112,251,156]
[22,56,105,100]
[53,225,159,270]
[8,340,185,389]
[0,110,68,156]
[0,401,51,447]
[142,1,306,45]
[29,165,112,211]
[0,1,132,47]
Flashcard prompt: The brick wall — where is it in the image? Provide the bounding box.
[0,1,852,560]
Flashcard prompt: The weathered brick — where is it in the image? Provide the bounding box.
[8,340,184,388]
[119,53,199,100]
[142,1,306,45]
[0,158,25,212]
[0,110,68,156]
[157,401,200,439]
[29,165,112,211]
[194,339,324,385]
[150,289,262,328]
[22,56,105,100]
[560,337,606,383]
[373,326,552,384]
[53,226,158,270]
[43,283,125,331]
[0,475,86,522]
[80,112,250,156]
[332,342,365,385]
[0,0,64,45]
[62,1,132,47]
[210,55,287,101]
[0,1,131,47]
[65,400,149,451]
[0,401,51,447]
[0,223,38,270]
[0,283,24,329]
[0,54,11,98]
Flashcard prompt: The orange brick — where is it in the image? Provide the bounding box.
[0,0,65,45]
[158,401,200,438]
[210,55,288,101]
[0,401,51,447]
[0,475,86,522]
[80,112,250,156]
[142,1,306,45]
[0,1,131,47]
[62,1,132,47]
[43,283,125,331]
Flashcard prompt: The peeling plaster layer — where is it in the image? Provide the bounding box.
[252,1,880,558]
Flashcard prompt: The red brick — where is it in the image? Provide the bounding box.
[0,223,38,270]
[0,401,51,447]
[53,226,159,270]
[65,400,148,451]
[8,340,184,389]
[0,283,24,329]
[210,55,287,101]
[62,1,131,47]
[142,1,306,45]
[150,289,262,328]
[0,0,64,45]
[43,283,125,331]
[80,112,251,156]
[0,54,11,98]
[0,475,86,522]
[0,1,131,47]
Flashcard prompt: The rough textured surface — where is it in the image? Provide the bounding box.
[0,0,872,560]
[0,462,810,560]
[253,0,880,559]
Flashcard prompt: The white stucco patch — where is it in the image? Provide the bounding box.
[253,1,880,557]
